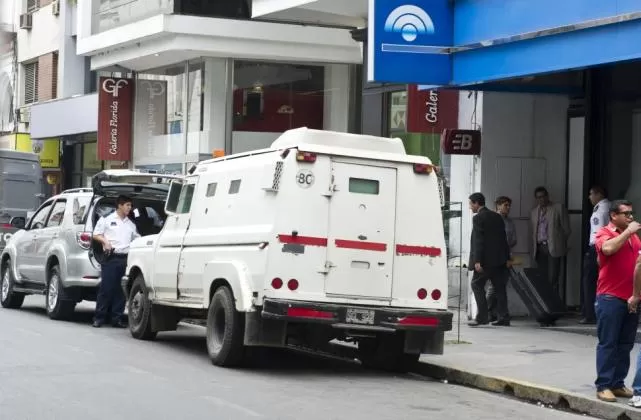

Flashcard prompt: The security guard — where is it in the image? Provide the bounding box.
[581,186,610,324]
[92,195,140,328]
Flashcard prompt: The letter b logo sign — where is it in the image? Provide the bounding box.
[456,134,473,151]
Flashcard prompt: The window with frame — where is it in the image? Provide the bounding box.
[206,182,217,197]
[29,201,53,229]
[27,0,39,13]
[176,184,195,213]
[23,62,38,105]
[46,201,67,228]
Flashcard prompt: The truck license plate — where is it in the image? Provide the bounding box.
[345,308,375,325]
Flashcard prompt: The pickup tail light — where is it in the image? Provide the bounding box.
[296,151,317,163]
[413,163,433,175]
[76,232,92,249]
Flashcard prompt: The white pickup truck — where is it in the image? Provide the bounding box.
[122,128,452,371]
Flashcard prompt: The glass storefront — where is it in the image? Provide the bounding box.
[232,61,326,154]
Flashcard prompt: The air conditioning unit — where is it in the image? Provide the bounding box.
[18,107,31,124]
[19,13,32,30]
[52,0,60,16]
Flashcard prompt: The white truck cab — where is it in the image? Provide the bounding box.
[122,128,452,371]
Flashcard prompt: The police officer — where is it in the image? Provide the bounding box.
[581,186,610,324]
[92,195,140,328]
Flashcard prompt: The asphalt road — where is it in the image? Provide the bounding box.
[0,296,593,420]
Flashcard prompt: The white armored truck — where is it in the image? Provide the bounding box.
[122,128,452,371]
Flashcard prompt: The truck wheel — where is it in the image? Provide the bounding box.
[128,275,157,341]
[1,260,24,309]
[46,265,76,320]
[206,286,245,367]
[358,334,420,373]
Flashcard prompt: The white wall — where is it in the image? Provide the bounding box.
[481,92,569,263]
[58,0,85,97]
[16,3,60,62]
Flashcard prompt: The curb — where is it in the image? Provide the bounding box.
[414,361,641,420]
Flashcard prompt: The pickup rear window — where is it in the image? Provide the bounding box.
[349,178,379,195]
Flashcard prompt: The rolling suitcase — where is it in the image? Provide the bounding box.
[509,266,566,326]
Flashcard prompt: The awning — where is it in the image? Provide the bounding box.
[29,94,98,139]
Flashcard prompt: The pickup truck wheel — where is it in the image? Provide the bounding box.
[46,265,76,320]
[128,275,157,341]
[358,334,420,373]
[1,260,24,309]
[206,286,245,367]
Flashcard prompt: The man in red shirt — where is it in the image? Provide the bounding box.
[594,200,641,403]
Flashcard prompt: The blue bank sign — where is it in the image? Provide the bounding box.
[369,0,641,87]
[367,0,453,85]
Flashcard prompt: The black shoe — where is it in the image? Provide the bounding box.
[92,321,103,328]
[469,320,489,327]
[492,320,511,327]
[112,321,127,328]
[489,315,498,323]
[579,318,596,325]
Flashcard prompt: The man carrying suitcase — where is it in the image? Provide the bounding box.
[468,193,511,327]
[593,200,640,403]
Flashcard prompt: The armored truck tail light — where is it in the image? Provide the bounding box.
[417,288,428,300]
[431,289,442,301]
[296,151,317,163]
[287,279,299,291]
[271,278,283,289]
[413,163,433,174]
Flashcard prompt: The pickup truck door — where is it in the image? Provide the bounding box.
[17,200,54,281]
[152,176,198,301]
[30,199,67,284]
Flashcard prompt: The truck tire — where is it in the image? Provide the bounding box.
[46,265,76,320]
[206,286,245,367]
[128,275,157,341]
[1,260,24,309]
[358,334,420,373]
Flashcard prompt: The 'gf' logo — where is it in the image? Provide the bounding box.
[102,78,129,98]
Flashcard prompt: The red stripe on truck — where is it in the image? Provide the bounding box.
[278,235,328,247]
[335,239,387,252]
[396,245,442,257]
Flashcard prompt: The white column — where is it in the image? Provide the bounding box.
[323,64,350,132]
[59,2,85,98]
[202,58,231,154]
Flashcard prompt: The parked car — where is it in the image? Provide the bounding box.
[0,170,178,320]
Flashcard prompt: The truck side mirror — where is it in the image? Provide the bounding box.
[165,180,183,215]
[9,217,25,229]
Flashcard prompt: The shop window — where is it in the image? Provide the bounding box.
[232,61,325,153]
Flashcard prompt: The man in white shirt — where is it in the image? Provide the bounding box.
[581,186,610,324]
[92,195,140,328]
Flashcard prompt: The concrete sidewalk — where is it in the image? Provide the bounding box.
[418,314,641,420]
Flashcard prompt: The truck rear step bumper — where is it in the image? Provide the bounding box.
[262,298,453,332]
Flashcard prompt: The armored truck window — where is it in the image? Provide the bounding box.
[349,178,380,195]
[206,183,218,197]
[176,184,195,213]
[229,180,241,195]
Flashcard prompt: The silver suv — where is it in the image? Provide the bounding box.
[0,170,176,320]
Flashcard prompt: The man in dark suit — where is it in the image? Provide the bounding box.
[468,193,511,327]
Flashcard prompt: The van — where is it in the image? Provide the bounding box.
[122,128,452,371]
[0,150,43,252]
